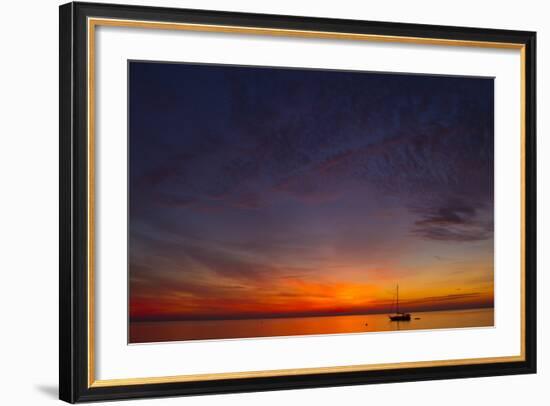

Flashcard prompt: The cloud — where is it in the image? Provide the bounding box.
[131,63,494,213]
[410,199,493,242]
[400,292,492,308]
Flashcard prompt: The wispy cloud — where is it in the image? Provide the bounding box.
[410,199,493,242]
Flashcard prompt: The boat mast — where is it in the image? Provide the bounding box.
[396,284,399,314]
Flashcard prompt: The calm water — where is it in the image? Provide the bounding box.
[129,307,493,344]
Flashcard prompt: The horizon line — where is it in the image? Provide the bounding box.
[130,304,494,323]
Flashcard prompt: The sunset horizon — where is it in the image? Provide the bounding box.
[130,301,494,323]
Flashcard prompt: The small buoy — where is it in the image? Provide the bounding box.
[414,317,421,320]
[365,323,368,326]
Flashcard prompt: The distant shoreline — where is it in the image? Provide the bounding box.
[130,305,495,324]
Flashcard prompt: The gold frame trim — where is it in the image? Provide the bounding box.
[87,17,526,388]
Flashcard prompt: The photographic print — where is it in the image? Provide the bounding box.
[128,61,494,344]
[60,5,536,401]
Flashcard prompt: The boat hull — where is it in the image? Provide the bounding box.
[389,313,411,321]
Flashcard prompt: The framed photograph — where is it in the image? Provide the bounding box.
[59,2,536,403]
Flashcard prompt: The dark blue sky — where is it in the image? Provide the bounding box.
[129,61,494,321]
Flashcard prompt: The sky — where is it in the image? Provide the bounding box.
[128,61,494,322]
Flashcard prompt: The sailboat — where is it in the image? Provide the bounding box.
[388,284,411,321]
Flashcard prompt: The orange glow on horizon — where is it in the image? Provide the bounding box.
[130,263,494,321]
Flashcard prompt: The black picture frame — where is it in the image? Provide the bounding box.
[60,1,536,403]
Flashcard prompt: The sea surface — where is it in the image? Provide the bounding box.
[129,307,493,344]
